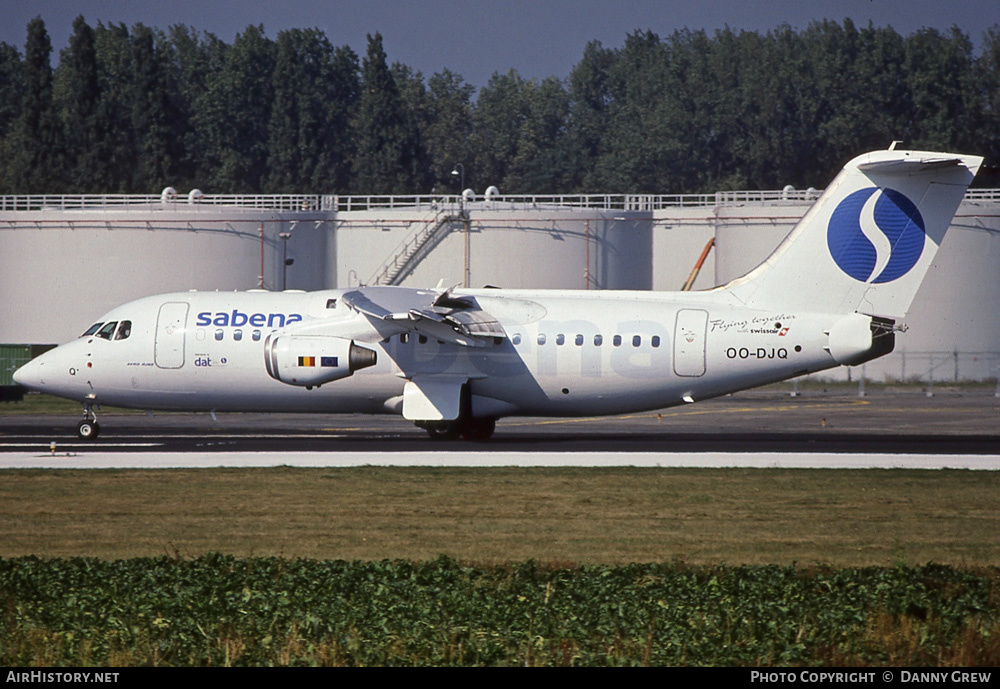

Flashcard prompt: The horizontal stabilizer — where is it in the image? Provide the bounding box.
[856,156,963,174]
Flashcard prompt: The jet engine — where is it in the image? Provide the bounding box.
[264,334,377,387]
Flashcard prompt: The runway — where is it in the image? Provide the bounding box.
[2,388,998,468]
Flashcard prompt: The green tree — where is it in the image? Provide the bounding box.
[390,62,433,192]
[268,28,359,191]
[351,33,425,193]
[566,40,616,190]
[976,27,1000,170]
[0,43,24,189]
[160,25,225,191]
[903,27,978,151]
[422,69,475,193]
[471,70,574,192]
[507,76,573,192]
[470,69,525,190]
[590,30,684,192]
[92,22,137,191]
[4,17,62,192]
[129,24,178,191]
[53,16,100,189]
[194,25,274,191]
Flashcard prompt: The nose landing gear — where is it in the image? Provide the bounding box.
[77,402,100,440]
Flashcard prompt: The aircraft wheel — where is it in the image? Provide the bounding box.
[461,418,496,441]
[423,422,461,440]
[77,420,100,440]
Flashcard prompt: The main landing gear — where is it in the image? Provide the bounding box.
[77,402,100,440]
[416,417,497,441]
[414,382,498,441]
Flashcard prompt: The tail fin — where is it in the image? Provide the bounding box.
[725,149,983,318]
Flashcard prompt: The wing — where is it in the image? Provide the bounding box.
[341,286,506,347]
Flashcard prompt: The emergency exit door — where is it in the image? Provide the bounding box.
[673,309,708,377]
[155,302,189,369]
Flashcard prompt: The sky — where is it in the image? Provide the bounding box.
[1,0,997,89]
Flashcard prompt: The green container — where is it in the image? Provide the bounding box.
[0,344,32,387]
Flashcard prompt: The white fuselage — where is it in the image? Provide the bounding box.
[19,287,849,418]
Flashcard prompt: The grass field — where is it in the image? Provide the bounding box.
[1,466,998,566]
[4,393,1000,666]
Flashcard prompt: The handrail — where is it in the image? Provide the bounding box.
[367,208,462,285]
[2,189,999,213]
[0,194,323,212]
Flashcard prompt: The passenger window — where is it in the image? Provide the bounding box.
[575,334,583,346]
[652,335,661,348]
[82,322,104,337]
[326,299,337,309]
[556,334,565,345]
[537,334,546,345]
[252,330,262,341]
[234,330,243,341]
[594,334,603,346]
[114,321,132,341]
[418,335,427,344]
[633,335,641,347]
[512,334,521,345]
[613,335,622,347]
[400,333,409,344]
[214,329,224,341]
[96,321,118,340]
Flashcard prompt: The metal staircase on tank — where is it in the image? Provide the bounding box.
[368,208,466,286]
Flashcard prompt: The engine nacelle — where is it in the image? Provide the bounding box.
[264,335,377,387]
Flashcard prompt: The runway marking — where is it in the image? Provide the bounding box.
[0,442,163,448]
[505,401,872,427]
[1,451,999,470]
[1,434,360,442]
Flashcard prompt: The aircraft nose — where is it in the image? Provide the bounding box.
[12,357,41,389]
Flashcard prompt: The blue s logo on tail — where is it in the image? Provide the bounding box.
[827,187,925,283]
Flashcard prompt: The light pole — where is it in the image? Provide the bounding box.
[451,163,468,217]
[451,163,470,287]
[279,231,293,290]
[450,163,465,192]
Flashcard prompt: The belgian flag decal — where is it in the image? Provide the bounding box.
[298,356,338,367]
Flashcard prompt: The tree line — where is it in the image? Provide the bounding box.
[0,16,997,195]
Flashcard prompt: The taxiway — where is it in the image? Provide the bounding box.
[2,388,998,467]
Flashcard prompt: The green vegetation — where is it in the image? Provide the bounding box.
[0,392,138,414]
[2,466,999,665]
[0,18,998,195]
[2,467,999,565]
[2,556,998,666]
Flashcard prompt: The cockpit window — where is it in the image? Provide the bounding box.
[82,322,104,337]
[114,320,132,341]
[95,321,118,340]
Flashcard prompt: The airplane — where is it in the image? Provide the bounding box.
[12,148,983,441]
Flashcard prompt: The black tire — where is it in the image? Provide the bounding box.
[424,422,461,440]
[77,420,100,440]
[461,418,496,441]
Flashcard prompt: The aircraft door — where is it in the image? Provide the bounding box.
[673,309,708,377]
[155,302,189,369]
